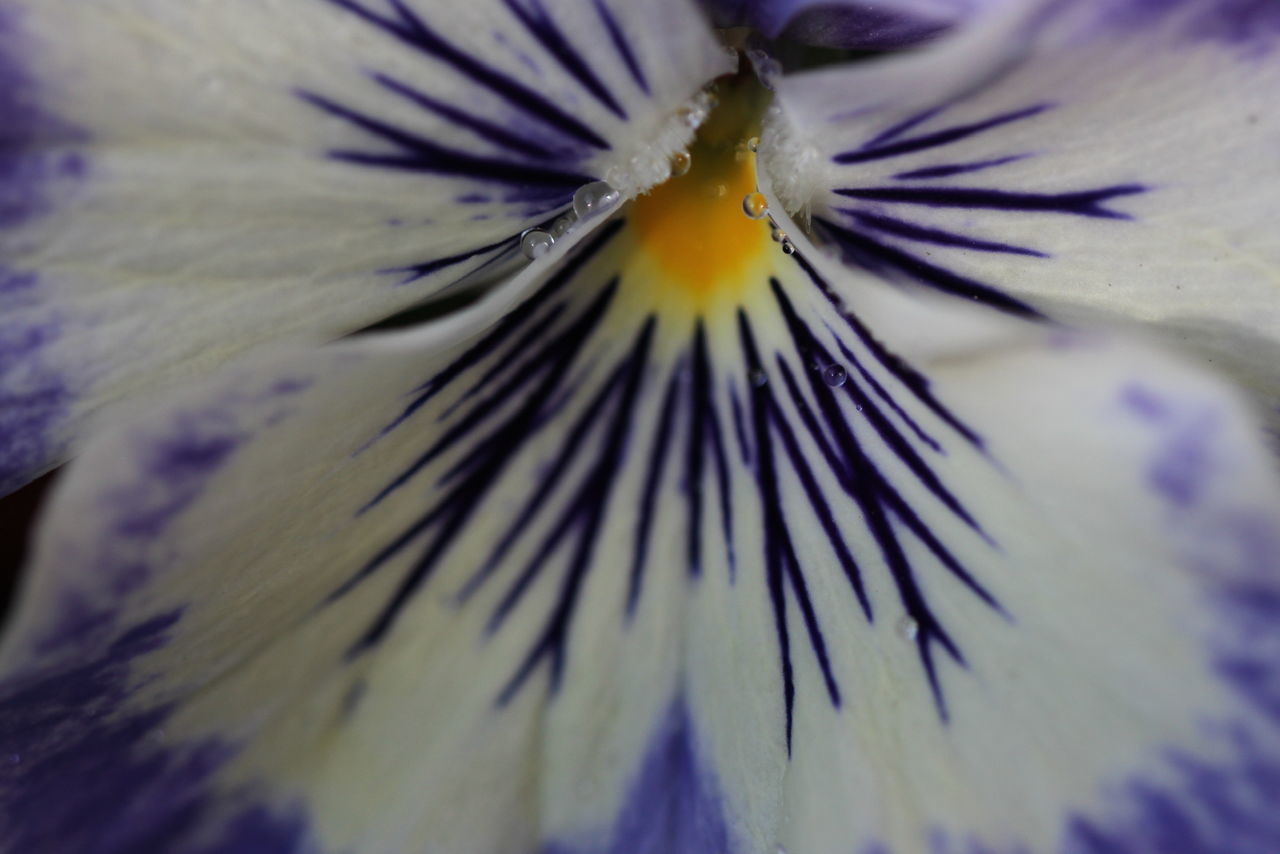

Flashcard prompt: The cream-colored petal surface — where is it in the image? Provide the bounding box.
[766,0,1280,442]
[0,0,731,495]
[3,148,1279,853]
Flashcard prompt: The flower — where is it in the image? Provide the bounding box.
[2,0,1280,852]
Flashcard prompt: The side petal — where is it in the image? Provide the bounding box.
[765,0,1280,436]
[5,166,1280,854]
[0,0,731,495]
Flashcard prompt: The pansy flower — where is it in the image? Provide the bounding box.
[2,0,1279,852]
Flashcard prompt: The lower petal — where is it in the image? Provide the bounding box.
[2,156,1279,853]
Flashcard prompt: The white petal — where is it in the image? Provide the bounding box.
[0,0,731,495]
[4,174,1279,852]
[765,0,1280,437]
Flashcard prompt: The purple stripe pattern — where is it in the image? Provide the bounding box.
[332,219,999,750]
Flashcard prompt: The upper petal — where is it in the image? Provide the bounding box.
[764,0,1280,436]
[0,0,731,496]
[3,156,1280,852]
[702,0,1001,49]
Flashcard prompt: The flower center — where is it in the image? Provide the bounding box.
[626,81,774,310]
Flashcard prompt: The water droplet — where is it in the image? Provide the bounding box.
[670,150,692,176]
[781,238,796,256]
[550,213,576,238]
[742,192,768,219]
[771,226,786,243]
[746,136,760,153]
[821,364,847,388]
[750,369,768,387]
[573,180,620,220]
[897,616,919,641]
[520,228,554,260]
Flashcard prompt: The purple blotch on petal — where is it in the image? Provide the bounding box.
[0,611,323,853]
[1122,383,1218,510]
[541,699,734,854]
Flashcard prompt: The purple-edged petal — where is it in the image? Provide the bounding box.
[4,180,1280,852]
[0,0,731,497]
[702,0,1002,48]
[765,0,1280,439]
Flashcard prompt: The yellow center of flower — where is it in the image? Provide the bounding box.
[625,81,774,313]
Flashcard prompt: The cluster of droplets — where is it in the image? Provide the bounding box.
[520,180,622,260]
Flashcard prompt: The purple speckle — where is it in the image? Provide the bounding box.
[1121,383,1219,509]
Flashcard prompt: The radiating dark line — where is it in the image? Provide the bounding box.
[686,331,709,578]
[371,72,560,159]
[771,280,986,537]
[770,358,873,622]
[497,318,656,704]
[815,216,1041,317]
[302,92,595,189]
[833,184,1146,219]
[385,235,517,285]
[325,0,611,149]
[371,220,621,442]
[738,310,796,752]
[504,0,627,119]
[472,357,633,611]
[696,327,736,582]
[593,0,649,95]
[840,209,1048,258]
[859,104,948,150]
[360,277,618,512]
[344,285,623,652]
[628,366,683,616]
[821,323,940,453]
[439,304,568,422]
[729,380,751,465]
[894,154,1028,180]
[836,104,1052,165]
[791,253,984,449]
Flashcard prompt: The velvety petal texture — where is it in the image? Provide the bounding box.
[3,178,1278,853]
[765,0,1280,437]
[0,0,732,495]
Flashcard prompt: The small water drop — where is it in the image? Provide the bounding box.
[670,150,692,176]
[746,136,760,152]
[749,369,768,387]
[821,364,847,388]
[742,192,768,219]
[550,213,577,238]
[573,180,621,220]
[897,616,919,641]
[781,238,796,256]
[771,226,786,243]
[520,228,555,260]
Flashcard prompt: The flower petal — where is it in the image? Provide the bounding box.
[701,0,999,49]
[4,193,1280,851]
[0,0,731,496]
[765,0,1280,435]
